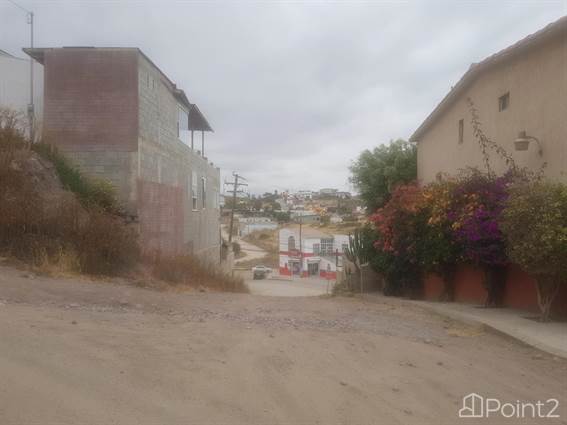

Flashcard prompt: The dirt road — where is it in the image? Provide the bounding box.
[0,265,566,424]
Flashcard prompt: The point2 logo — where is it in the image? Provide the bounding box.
[459,393,560,419]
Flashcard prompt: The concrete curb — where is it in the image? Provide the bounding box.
[402,299,567,359]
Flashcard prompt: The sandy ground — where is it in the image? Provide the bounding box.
[1,265,566,425]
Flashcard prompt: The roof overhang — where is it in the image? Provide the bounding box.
[23,47,49,64]
[189,104,213,132]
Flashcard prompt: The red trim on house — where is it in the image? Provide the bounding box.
[279,251,315,257]
[320,270,337,280]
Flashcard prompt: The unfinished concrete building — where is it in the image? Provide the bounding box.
[24,47,221,260]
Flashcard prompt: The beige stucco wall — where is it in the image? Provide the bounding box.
[417,34,567,183]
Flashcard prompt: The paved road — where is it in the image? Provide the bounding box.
[221,227,267,264]
[245,274,333,297]
[1,265,566,424]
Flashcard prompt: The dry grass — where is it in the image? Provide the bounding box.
[242,229,278,253]
[235,252,279,269]
[149,254,248,293]
[0,113,139,276]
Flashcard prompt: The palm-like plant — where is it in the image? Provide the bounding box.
[344,227,373,292]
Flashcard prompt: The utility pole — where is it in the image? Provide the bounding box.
[298,213,303,277]
[8,0,35,141]
[224,173,247,243]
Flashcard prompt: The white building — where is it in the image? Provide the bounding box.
[278,226,349,279]
[295,190,314,200]
[0,49,43,135]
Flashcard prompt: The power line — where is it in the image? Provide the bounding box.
[6,0,31,13]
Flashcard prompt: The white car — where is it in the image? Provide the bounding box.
[252,265,272,279]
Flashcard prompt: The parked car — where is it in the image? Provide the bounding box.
[252,265,272,280]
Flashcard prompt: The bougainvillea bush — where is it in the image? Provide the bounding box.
[370,183,424,296]
[418,178,463,300]
[501,181,567,321]
[448,169,511,267]
[368,167,567,316]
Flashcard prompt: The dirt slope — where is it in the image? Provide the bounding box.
[0,265,566,424]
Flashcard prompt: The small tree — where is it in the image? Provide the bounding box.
[501,181,567,321]
[350,139,416,213]
[370,183,424,297]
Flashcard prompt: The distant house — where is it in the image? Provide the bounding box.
[24,47,221,259]
[279,226,349,278]
[335,191,351,199]
[410,16,567,184]
[0,48,43,137]
[290,210,321,225]
[319,188,338,196]
[330,214,343,224]
[295,190,314,200]
[238,217,278,236]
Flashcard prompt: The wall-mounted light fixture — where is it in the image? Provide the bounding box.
[514,131,543,156]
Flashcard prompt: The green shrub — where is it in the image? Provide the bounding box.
[32,143,120,214]
[501,181,567,320]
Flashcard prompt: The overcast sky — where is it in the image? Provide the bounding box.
[2,0,565,195]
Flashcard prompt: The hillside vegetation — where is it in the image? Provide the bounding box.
[0,108,246,293]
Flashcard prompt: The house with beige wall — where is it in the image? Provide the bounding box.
[410,16,567,183]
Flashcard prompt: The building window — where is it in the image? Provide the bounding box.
[178,107,189,145]
[201,177,206,209]
[458,119,464,144]
[321,238,334,256]
[313,243,320,255]
[191,171,198,210]
[288,236,296,251]
[212,190,219,209]
[498,92,510,111]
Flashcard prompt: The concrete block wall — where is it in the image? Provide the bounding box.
[137,54,220,261]
[39,47,220,260]
[42,48,139,214]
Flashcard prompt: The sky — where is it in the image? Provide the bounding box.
[1,0,566,195]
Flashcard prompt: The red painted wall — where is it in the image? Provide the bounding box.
[423,273,444,300]
[320,270,337,280]
[504,264,539,312]
[423,264,567,316]
[453,265,487,303]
